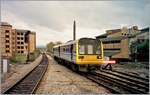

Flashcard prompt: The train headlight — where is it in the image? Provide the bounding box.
[97,55,101,59]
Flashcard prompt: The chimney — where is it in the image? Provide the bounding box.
[73,20,76,40]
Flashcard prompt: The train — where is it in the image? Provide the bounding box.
[53,37,115,72]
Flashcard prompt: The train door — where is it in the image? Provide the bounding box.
[58,46,60,57]
[71,44,73,60]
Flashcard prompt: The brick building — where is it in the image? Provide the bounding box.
[0,22,13,57]
[0,22,36,58]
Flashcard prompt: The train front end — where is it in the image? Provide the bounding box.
[76,38,104,65]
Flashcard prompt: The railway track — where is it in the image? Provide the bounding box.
[80,70,149,94]
[3,54,48,94]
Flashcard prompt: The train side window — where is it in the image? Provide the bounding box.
[73,44,76,53]
[63,48,65,52]
[79,45,85,54]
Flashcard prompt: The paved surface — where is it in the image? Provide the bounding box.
[36,55,109,94]
[1,55,43,93]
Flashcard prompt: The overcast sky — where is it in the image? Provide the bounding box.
[1,0,150,47]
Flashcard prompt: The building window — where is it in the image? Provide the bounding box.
[21,42,24,44]
[6,45,9,48]
[6,40,9,43]
[17,46,20,49]
[17,32,20,35]
[12,37,15,40]
[104,48,120,51]
[21,46,24,49]
[17,37,20,40]
[21,37,24,40]
[103,40,121,44]
[21,51,24,53]
[6,50,10,53]
[5,35,9,38]
[17,42,20,44]
[21,33,23,35]
[5,30,9,33]
[18,51,20,53]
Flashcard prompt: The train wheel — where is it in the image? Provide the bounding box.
[71,64,79,72]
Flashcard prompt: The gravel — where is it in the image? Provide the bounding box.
[36,55,110,94]
[112,63,149,78]
[1,55,43,93]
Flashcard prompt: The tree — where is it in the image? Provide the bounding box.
[55,41,62,45]
[46,42,55,53]
[130,39,149,62]
[46,41,62,53]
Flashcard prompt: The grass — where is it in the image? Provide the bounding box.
[10,49,40,64]
[10,54,27,64]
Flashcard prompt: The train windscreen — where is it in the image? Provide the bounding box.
[79,38,101,55]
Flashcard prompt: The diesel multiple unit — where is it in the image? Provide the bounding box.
[53,38,104,71]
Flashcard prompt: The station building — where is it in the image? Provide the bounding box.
[96,26,149,61]
[0,22,36,58]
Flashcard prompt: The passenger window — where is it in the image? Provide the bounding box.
[87,45,93,54]
[73,44,76,53]
[79,45,85,54]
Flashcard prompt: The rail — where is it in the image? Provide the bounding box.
[3,54,48,94]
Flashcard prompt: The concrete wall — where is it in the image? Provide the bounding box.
[29,32,36,53]
[112,38,130,59]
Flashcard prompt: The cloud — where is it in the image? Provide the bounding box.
[1,1,149,46]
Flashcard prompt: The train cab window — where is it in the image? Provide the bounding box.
[87,45,93,54]
[79,45,85,54]
[96,47,101,54]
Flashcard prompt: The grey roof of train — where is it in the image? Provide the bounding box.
[54,37,97,48]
